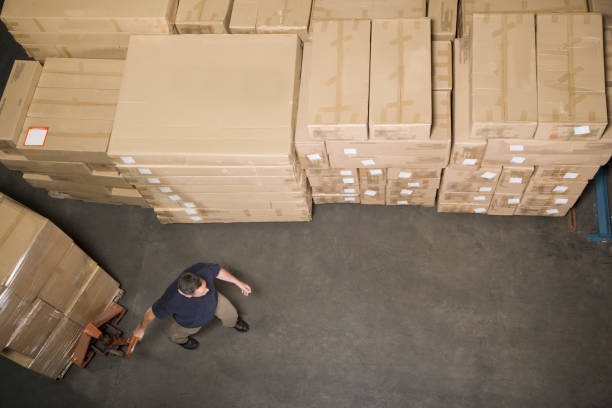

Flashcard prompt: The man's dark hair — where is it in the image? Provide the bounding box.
[178,272,202,295]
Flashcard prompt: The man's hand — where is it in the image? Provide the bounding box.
[236,281,252,296]
[133,326,146,341]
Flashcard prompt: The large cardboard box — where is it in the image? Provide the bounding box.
[174,0,232,33]
[230,0,312,40]
[471,14,537,139]
[0,61,42,151]
[370,18,431,140]
[535,13,607,140]
[307,21,370,140]
[488,193,521,215]
[0,0,178,34]
[439,191,493,206]
[428,0,457,40]
[450,38,487,168]
[432,41,453,91]
[495,166,534,194]
[119,164,299,178]
[68,266,119,326]
[311,0,426,21]
[432,90,452,141]
[7,299,63,358]
[109,35,302,165]
[360,183,386,204]
[28,317,83,379]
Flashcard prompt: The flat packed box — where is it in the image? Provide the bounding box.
[495,166,534,194]
[307,174,359,186]
[488,193,522,215]
[22,45,128,61]
[471,14,537,139]
[370,18,431,140]
[28,317,82,379]
[0,152,92,176]
[306,168,358,177]
[360,186,386,204]
[109,35,302,166]
[119,164,300,178]
[386,185,438,199]
[523,179,587,196]
[310,0,426,21]
[0,61,42,151]
[230,0,313,40]
[313,194,360,204]
[175,0,232,33]
[0,288,33,349]
[387,178,440,189]
[535,13,608,140]
[136,182,308,195]
[386,191,436,206]
[387,168,442,179]
[437,202,489,214]
[521,193,580,208]
[532,165,599,181]
[432,41,453,91]
[312,184,360,195]
[307,21,370,140]
[428,0,458,40]
[23,173,113,195]
[590,0,612,28]
[359,168,387,184]
[439,191,493,206]
[442,166,502,184]
[0,0,178,34]
[145,194,311,210]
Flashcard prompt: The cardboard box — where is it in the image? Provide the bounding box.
[359,168,387,184]
[154,207,313,222]
[515,205,570,217]
[428,0,457,40]
[313,194,360,204]
[174,0,232,33]
[124,174,302,187]
[42,171,130,188]
[471,13,537,139]
[229,0,259,33]
[29,316,83,379]
[23,173,113,195]
[136,182,308,195]
[450,38,487,168]
[388,178,440,190]
[488,193,521,215]
[524,179,588,196]
[520,193,581,208]
[1,0,178,34]
[0,61,42,151]
[23,45,128,62]
[119,164,299,178]
[495,166,534,194]
[590,0,612,28]
[306,168,357,177]
[432,41,453,91]
[307,21,370,140]
[7,299,63,358]
[437,202,489,214]
[360,184,386,204]
[0,152,93,176]
[145,193,311,210]
[532,165,599,181]
[439,191,493,206]
[29,88,119,121]
[604,86,612,140]
[536,13,607,141]
[386,185,438,199]
[312,184,360,195]
[432,90,452,142]
[232,0,312,40]
[605,30,612,86]
[387,168,442,179]
[442,166,502,183]
[370,18,431,140]
[308,174,359,186]
[109,35,302,165]
[310,0,426,21]
[460,0,587,37]
[0,288,33,349]
[68,266,119,326]
[386,191,437,206]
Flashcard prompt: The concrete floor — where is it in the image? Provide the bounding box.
[1,18,612,408]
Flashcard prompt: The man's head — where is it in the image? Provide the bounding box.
[178,272,208,298]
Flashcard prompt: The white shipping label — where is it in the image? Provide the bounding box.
[546,209,560,215]
[185,209,198,215]
[307,153,322,161]
[159,187,172,193]
[508,198,521,205]
[511,156,526,164]
[365,190,377,196]
[553,186,568,193]
[481,172,497,180]
[462,159,478,166]
[342,177,355,184]
[509,145,524,152]
[169,195,181,201]
[361,159,376,166]
[509,177,523,184]
[369,169,383,176]
[397,200,409,205]
[340,170,353,176]
[555,198,569,205]
[474,208,487,213]
[138,168,152,175]
[574,125,590,135]
[344,188,356,194]
[344,148,357,155]
[147,178,160,184]
[400,189,414,196]
[407,182,420,187]
[184,202,196,208]
[24,127,48,146]
[473,196,486,201]
[479,187,493,193]
[563,172,578,179]
[121,156,136,164]
[191,216,203,221]
[344,197,356,202]
[399,172,412,178]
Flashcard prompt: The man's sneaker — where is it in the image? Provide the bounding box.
[234,317,250,332]
[179,336,199,350]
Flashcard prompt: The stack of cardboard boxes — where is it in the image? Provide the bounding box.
[296,16,453,207]
[0,0,178,61]
[230,0,312,40]
[107,35,312,223]
[442,10,612,216]
[0,193,120,379]
[0,59,146,207]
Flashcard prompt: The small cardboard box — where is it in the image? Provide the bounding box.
[515,205,570,217]
[308,174,359,187]
[307,20,370,140]
[386,191,437,206]
[370,18,431,140]
[174,0,232,33]
[359,168,387,184]
[312,184,360,195]
[428,0,457,40]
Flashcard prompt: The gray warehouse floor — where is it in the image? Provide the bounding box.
[1,18,612,408]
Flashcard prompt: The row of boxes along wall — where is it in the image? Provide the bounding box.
[0,193,120,378]
[1,0,612,219]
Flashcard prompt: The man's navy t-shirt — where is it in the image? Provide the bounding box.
[152,263,220,328]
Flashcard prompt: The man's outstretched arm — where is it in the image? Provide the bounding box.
[217,267,252,296]
[133,306,156,340]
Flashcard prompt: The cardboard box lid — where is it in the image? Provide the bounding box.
[0,61,42,149]
[370,18,432,128]
[311,0,426,20]
[471,13,537,129]
[537,13,607,125]
[1,0,177,19]
[307,21,370,131]
[109,35,302,158]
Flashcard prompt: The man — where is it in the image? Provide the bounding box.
[133,262,251,350]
